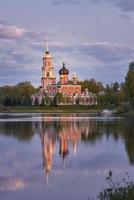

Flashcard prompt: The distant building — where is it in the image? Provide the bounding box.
[31,44,97,105]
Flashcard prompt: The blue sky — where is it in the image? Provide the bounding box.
[0,0,134,86]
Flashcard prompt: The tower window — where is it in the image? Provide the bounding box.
[47,72,49,77]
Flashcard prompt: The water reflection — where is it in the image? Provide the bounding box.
[38,117,93,182]
[119,116,134,165]
[0,121,35,141]
[0,114,134,185]
[40,122,56,184]
[0,177,27,192]
[32,114,134,182]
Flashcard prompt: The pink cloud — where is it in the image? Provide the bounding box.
[0,23,26,40]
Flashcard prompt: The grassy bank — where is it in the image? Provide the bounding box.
[1,105,133,114]
[116,104,134,116]
[0,105,103,113]
[1,104,131,114]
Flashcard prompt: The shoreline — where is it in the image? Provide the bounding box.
[1,105,133,115]
[0,105,102,114]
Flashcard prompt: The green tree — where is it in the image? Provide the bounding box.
[124,61,134,106]
[80,79,104,94]
[112,82,120,93]
[0,82,36,106]
[98,82,122,107]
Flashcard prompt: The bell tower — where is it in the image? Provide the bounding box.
[41,43,56,90]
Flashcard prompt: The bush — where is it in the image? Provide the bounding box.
[117,104,130,114]
[89,172,134,200]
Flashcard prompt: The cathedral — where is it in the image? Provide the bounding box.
[31,44,97,105]
[41,44,81,96]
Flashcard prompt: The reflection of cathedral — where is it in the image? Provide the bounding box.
[31,44,97,105]
[40,121,56,184]
[39,115,97,183]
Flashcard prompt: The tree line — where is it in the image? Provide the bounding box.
[98,61,134,108]
[0,82,36,106]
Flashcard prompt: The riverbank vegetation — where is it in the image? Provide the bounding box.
[0,105,102,113]
[90,172,134,200]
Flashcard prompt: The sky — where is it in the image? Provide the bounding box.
[0,0,134,86]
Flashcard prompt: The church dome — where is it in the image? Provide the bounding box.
[43,50,52,58]
[59,63,69,75]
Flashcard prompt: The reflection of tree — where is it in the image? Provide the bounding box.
[98,121,120,141]
[83,117,134,166]
[81,120,120,145]
[80,120,99,143]
[83,118,134,166]
[0,122,34,141]
[120,117,134,165]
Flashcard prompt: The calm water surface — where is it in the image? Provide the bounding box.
[0,113,134,200]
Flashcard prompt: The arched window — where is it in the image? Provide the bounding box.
[47,72,49,77]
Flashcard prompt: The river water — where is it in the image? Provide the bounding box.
[0,113,134,200]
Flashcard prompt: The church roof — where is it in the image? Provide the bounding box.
[59,63,69,75]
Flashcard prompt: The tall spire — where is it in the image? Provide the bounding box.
[46,40,49,52]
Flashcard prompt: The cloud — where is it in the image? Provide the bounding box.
[52,0,83,5]
[30,41,74,53]
[0,22,26,40]
[0,48,34,66]
[115,0,134,12]
[52,0,134,12]
[77,42,134,63]
[0,46,42,85]
[0,62,40,86]
[0,21,46,42]
[91,0,134,12]
[24,31,45,41]
[119,14,131,20]
[31,41,134,64]
[0,46,41,85]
